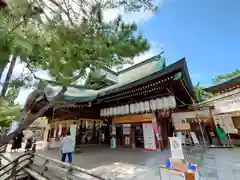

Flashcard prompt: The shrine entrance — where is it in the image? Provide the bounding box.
[156,110,174,149]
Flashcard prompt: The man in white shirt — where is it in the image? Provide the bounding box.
[60,131,73,164]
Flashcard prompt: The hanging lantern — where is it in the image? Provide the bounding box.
[168,96,177,109]
[115,106,119,115]
[119,106,122,115]
[125,104,130,114]
[144,101,150,112]
[118,106,122,115]
[139,101,144,113]
[156,98,163,110]
[108,108,111,116]
[110,107,113,116]
[113,107,117,116]
[130,103,135,114]
[116,106,121,115]
[105,108,108,116]
[135,103,140,113]
[103,109,107,116]
[120,105,125,115]
[150,99,157,111]
[162,97,169,110]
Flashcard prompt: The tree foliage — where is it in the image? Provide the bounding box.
[0,87,20,127]
[194,82,213,103]
[0,0,156,88]
[212,69,240,84]
[0,0,159,130]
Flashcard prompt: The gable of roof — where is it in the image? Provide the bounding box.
[117,52,164,74]
[98,58,194,98]
[84,53,166,91]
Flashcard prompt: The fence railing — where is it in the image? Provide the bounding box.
[0,152,111,180]
[31,153,110,180]
[0,153,34,180]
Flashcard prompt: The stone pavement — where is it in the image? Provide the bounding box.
[185,147,240,180]
[3,144,240,180]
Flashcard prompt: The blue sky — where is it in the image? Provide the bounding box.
[138,0,240,86]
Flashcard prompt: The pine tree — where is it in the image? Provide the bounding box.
[212,69,240,84]
[0,0,159,143]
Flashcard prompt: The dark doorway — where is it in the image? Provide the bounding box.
[134,124,144,148]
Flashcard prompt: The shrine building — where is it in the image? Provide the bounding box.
[26,54,196,150]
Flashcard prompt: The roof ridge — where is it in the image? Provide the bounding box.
[117,51,164,74]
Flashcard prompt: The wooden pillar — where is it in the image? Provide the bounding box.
[53,127,57,139]
[59,124,62,137]
[93,120,96,142]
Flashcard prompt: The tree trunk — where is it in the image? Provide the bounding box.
[1,56,17,97]
[0,56,9,83]
[0,86,67,146]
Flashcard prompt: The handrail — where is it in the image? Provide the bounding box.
[0,144,7,153]
[0,153,34,180]
[33,153,109,180]
[0,152,111,180]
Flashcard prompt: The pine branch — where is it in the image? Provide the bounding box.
[25,61,92,89]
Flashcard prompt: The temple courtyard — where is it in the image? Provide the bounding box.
[3,144,240,180]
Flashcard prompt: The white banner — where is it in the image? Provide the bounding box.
[70,125,77,152]
[142,123,156,150]
[190,132,199,145]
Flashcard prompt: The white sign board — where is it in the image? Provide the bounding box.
[112,124,116,135]
[123,127,131,134]
[169,137,184,160]
[190,132,199,145]
[142,123,156,150]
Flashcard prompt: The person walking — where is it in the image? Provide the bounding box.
[206,125,214,147]
[11,132,24,152]
[101,132,105,145]
[60,131,73,164]
[216,124,229,147]
[25,136,33,152]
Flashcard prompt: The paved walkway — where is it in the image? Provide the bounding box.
[185,147,240,180]
[3,144,240,179]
